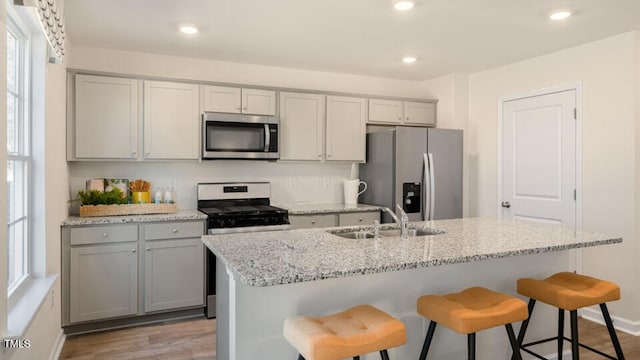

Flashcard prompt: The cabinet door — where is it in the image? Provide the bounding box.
[279,92,325,161]
[202,85,241,113]
[144,238,204,312]
[404,101,436,126]
[368,99,403,124]
[74,75,139,159]
[326,96,367,162]
[69,243,138,323]
[143,81,200,159]
[242,88,276,115]
[338,212,381,226]
[288,214,337,229]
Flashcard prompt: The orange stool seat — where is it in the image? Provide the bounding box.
[416,287,527,360]
[417,286,528,334]
[283,304,406,360]
[515,272,624,360]
[517,271,620,310]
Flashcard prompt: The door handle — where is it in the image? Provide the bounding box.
[501,201,511,208]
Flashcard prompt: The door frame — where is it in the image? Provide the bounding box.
[497,82,584,235]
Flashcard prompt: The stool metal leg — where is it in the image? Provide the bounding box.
[297,355,305,360]
[505,323,522,360]
[353,357,360,360]
[600,303,625,360]
[512,299,536,360]
[419,321,438,360]
[558,308,565,359]
[570,310,579,360]
[468,333,476,360]
[379,349,390,360]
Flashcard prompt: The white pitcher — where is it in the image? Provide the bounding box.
[343,179,367,205]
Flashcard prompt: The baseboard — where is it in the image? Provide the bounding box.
[580,307,640,336]
[49,329,66,360]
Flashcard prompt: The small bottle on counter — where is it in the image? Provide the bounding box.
[154,188,163,204]
[164,188,174,204]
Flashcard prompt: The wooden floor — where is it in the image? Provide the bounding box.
[60,317,638,359]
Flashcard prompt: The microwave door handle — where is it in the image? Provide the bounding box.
[264,124,270,152]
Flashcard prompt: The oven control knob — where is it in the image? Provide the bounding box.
[217,220,226,228]
[228,219,236,227]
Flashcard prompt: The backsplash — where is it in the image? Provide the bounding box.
[68,161,355,214]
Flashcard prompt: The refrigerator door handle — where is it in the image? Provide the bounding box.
[428,153,435,220]
[423,153,430,221]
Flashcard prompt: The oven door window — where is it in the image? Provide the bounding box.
[205,122,265,152]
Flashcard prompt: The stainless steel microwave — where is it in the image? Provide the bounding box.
[201,112,279,160]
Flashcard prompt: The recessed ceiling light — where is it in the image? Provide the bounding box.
[549,11,571,20]
[402,56,417,64]
[180,25,198,35]
[393,0,416,11]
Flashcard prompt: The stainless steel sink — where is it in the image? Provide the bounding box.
[378,228,442,237]
[331,231,376,239]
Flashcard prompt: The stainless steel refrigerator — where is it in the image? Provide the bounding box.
[360,127,463,223]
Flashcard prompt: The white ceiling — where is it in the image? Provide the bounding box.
[64,0,640,81]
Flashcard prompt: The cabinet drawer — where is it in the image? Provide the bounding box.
[289,214,337,229]
[144,221,204,240]
[70,225,138,245]
[338,212,381,226]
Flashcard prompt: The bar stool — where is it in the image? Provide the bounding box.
[283,304,407,360]
[417,286,528,360]
[516,272,624,360]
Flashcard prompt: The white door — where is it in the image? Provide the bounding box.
[202,85,241,113]
[501,90,577,228]
[326,96,366,162]
[241,88,276,115]
[404,101,436,126]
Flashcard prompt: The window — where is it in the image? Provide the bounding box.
[6,16,30,295]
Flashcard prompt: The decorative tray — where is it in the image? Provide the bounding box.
[79,203,177,217]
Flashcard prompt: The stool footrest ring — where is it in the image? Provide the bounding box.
[521,336,620,360]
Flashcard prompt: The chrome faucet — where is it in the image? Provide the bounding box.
[396,204,409,238]
[381,207,401,225]
[372,220,380,239]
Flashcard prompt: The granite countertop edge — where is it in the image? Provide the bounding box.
[61,210,208,226]
[223,237,622,287]
[280,203,384,215]
[202,218,623,288]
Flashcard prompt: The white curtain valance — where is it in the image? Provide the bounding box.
[14,0,66,62]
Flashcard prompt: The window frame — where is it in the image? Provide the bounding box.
[6,9,32,299]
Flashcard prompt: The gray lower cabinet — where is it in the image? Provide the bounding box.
[69,242,138,323]
[144,222,204,313]
[63,220,205,327]
[288,211,381,229]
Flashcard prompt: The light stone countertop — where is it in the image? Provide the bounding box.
[61,210,207,226]
[278,203,383,215]
[202,217,622,287]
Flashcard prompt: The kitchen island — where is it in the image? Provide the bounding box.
[202,217,621,360]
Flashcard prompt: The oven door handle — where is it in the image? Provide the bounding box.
[208,224,291,235]
[264,124,271,152]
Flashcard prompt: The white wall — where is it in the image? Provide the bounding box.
[466,31,639,321]
[66,46,434,209]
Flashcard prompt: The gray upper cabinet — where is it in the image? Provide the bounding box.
[279,92,325,161]
[368,98,436,127]
[202,85,276,115]
[326,96,367,162]
[73,74,140,159]
[143,81,200,160]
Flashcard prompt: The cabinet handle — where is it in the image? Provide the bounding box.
[236,107,241,110]
[311,220,316,225]
[132,248,136,253]
[243,107,247,111]
[145,152,150,156]
[146,247,151,251]
[359,218,363,222]
[398,117,402,121]
[131,151,137,156]
[103,233,108,237]
[173,229,178,233]
[406,117,410,121]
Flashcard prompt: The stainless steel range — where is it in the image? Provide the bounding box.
[197,182,290,318]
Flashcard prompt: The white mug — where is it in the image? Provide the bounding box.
[343,179,368,205]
